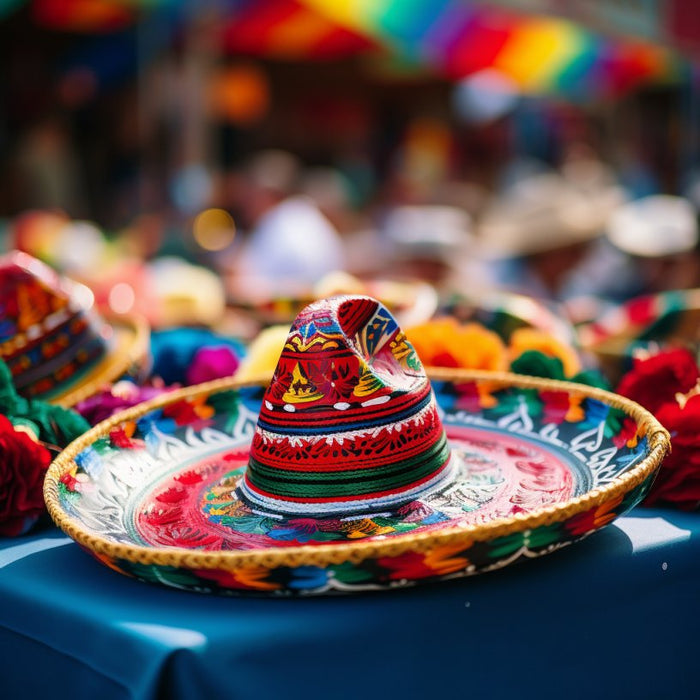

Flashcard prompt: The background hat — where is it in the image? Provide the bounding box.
[0,251,149,406]
[606,194,699,257]
[149,256,226,328]
[383,205,473,263]
[478,172,624,258]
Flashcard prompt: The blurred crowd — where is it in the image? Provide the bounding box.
[4,130,699,335]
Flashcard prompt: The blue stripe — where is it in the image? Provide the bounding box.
[257,391,432,436]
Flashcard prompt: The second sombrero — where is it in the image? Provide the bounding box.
[0,251,149,407]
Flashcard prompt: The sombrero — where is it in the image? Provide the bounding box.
[606,195,698,258]
[45,296,669,595]
[0,251,149,407]
[579,288,700,382]
[478,172,625,259]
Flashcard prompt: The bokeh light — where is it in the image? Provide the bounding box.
[193,208,236,251]
[108,281,136,314]
[170,165,213,215]
[208,64,270,124]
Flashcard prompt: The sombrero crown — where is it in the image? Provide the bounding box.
[239,295,456,516]
[0,251,148,405]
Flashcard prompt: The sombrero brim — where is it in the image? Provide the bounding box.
[49,314,150,408]
[44,369,668,596]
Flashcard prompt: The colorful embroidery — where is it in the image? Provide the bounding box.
[47,296,665,596]
[240,297,451,516]
[57,377,656,595]
[0,254,111,399]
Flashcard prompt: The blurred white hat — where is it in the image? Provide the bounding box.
[478,172,624,259]
[384,205,473,262]
[240,196,345,289]
[606,195,699,257]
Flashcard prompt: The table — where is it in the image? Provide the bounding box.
[1,508,698,700]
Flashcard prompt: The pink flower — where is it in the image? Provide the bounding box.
[76,381,169,426]
[185,346,240,385]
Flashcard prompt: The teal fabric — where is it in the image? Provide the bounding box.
[150,328,245,385]
[0,509,698,700]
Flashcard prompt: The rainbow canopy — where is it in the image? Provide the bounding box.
[6,0,684,96]
[296,0,681,97]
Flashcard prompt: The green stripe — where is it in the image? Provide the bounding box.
[247,433,450,498]
[251,441,443,481]
[251,433,447,483]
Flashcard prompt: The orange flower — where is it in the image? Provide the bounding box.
[407,319,507,371]
[450,323,508,371]
[194,565,281,591]
[477,380,500,408]
[406,318,462,367]
[91,551,131,576]
[508,328,581,377]
[231,566,281,591]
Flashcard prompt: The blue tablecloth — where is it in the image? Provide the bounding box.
[1,508,698,700]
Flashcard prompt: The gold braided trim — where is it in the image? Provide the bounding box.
[50,314,151,408]
[44,368,670,571]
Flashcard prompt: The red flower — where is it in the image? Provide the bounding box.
[616,348,699,414]
[0,414,52,536]
[626,295,656,325]
[645,394,700,510]
[376,550,437,580]
[615,348,700,509]
[453,380,498,412]
[162,397,214,426]
[109,425,143,449]
[60,472,79,492]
